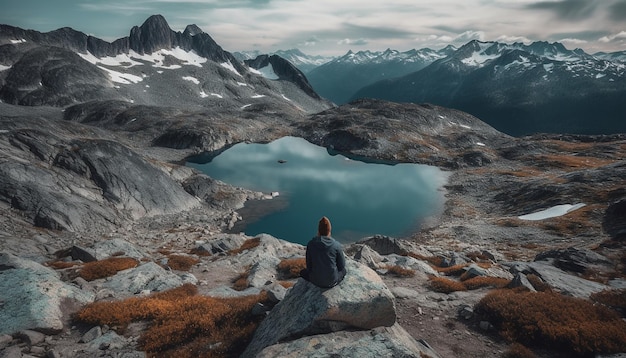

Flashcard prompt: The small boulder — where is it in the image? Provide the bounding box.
[241,260,396,357]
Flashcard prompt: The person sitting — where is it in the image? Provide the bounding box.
[300,216,347,288]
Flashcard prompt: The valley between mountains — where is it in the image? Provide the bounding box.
[0,15,625,358]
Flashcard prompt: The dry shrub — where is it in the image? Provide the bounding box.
[232,270,249,291]
[462,276,510,290]
[503,343,536,358]
[76,284,268,357]
[466,251,491,262]
[384,265,416,277]
[277,258,306,279]
[591,289,626,314]
[407,253,443,267]
[189,247,211,257]
[435,263,468,276]
[278,280,296,288]
[526,274,551,292]
[76,284,198,328]
[429,276,467,293]
[158,248,172,255]
[79,257,139,281]
[167,255,199,271]
[47,260,80,269]
[229,237,261,255]
[475,289,626,355]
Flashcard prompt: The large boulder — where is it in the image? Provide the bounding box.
[241,260,396,357]
[96,262,185,298]
[0,253,95,335]
[256,323,440,358]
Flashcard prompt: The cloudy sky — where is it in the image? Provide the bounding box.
[1,0,625,56]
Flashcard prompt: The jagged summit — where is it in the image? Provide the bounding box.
[0,15,331,113]
[183,24,203,37]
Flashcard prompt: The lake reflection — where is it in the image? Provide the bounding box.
[187,136,448,245]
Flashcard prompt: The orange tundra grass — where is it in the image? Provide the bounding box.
[475,289,626,355]
[75,283,270,357]
[277,258,306,279]
[78,257,139,281]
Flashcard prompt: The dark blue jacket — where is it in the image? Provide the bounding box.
[305,235,346,288]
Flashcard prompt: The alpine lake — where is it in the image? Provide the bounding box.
[187,136,449,245]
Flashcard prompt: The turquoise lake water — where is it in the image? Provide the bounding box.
[187,136,448,245]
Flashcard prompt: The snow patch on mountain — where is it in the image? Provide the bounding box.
[518,204,586,221]
[10,39,26,44]
[0,64,10,71]
[220,61,241,76]
[182,76,200,85]
[98,66,143,84]
[249,65,279,80]
[79,48,207,69]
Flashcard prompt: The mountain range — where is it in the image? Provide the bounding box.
[0,15,330,115]
[351,40,626,136]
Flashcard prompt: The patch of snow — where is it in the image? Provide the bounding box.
[211,93,223,98]
[129,118,137,123]
[251,94,266,98]
[271,192,279,197]
[145,85,150,88]
[476,142,486,147]
[438,115,445,119]
[78,52,143,67]
[461,51,499,67]
[518,203,586,221]
[200,91,209,98]
[0,64,11,71]
[221,61,241,76]
[98,66,143,84]
[182,76,200,85]
[160,48,206,68]
[543,63,554,72]
[281,94,292,102]
[0,129,9,133]
[82,48,207,70]
[10,39,26,44]
[254,64,279,80]
[241,104,252,109]
[595,73,606,79]
[237,82,248,87]
[157,71,163,74]
[459,124,471,130]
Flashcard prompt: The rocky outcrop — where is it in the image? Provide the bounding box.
[242,260,397,357]
[0,253,95,335]
[604,198,626,239]
[256,323,440,358]
[0,134,200,231]
[506,260,609,298]
[245,54,321,99]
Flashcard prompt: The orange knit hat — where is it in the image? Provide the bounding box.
[318,216,332,236]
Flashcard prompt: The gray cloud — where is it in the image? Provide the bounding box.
[527,0,598,20]
[608,0,626,21]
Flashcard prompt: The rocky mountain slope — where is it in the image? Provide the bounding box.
[1,15,625,358]
[306,47,456,105]
[352,40,626,136]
